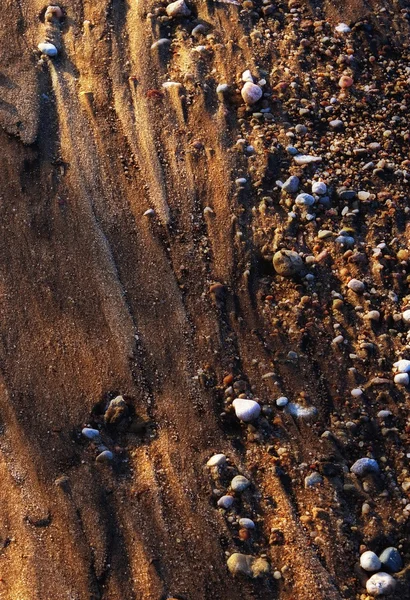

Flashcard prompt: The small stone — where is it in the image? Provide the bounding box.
[293,154,322,165]
[82,427,101,441]
[282,176,300,193]
[335,23,351,33]
[96,450,114,463]
[364,310,380,321]
[207,453,227,467]
[241,69,254,83]
[273,250,303,277]
[366,572,396,596]
[339,75,353,88]
[104,395,128,424]
[286,403,318,419]
[394,373,409,385]
[347,279,365,293]
[360,551,381,572]
[295,193,315,206]
[218,495,234,509]
[227,553,269,578]
[377,410,392,418]
[241,82,263,105]
[231,475,250,492]
[38,42,58,56]
[351,388,363,397]
[232,398,261,422]
[337,188,357,200]
[358,191,371,201]
[144,208,155,216]
[276,396,289,407]
[402,309,410,324]
[166,0,191,17]
[304,472,323,488]
[330,119,344,129]
[239,518,255,529]
[394,359,410,373]
[151,38,171,50]
[350,458,379,477]
[217,83,229,94]
[379,547,402,573]
[312,181,327,195]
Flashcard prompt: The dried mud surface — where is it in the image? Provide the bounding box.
[0,0,410,598]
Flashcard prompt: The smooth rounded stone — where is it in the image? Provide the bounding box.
[318,229,333,239]
[38,42,58,56]
[96,450,114,463]
[360,551,382,572]
[144,208,155,216]
[241,82,262,105]
[286,402,318,420]
[227,553,269,578]
[273,250,303,277]
[241,69,254,83]
[293,154,322,165]
[287,146,299,155]
[366,572,396,596]
[231,475,250,492]
[276,396,289,407]
[239,518,255,529]
[295,124,307,134]
[350,458,380,477]
[339,75,353,88]
[217,495,234,509]
[162,81,182,89]
[347,278,365,293]
[377,410,392,419]
[304,471,323,488]
[295,193,315,206]
[337,188,357,200]
[394,359,410,373]
[207,453,227,467]
[402,309,410,324]
[394,373,409,385]
[217,83,229,94]
[232,398,260,422]
[312,181,327,195]
[82,427,101,441]
[166,0,191,17]
[282,175,300,193]
[351,388,362,396]
[364,310,380,321]
[104,395,128,424]
[335,22,351,33]
[151,38,171,50]
[379,547,403,573]
[335,235,355,246]
[329,119,344,129]
[358,191,371,201]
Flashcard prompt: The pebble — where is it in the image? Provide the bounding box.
[82,427,101,441]
[207,453,227,467]
[293,154,322,165]
[276,396,289,407]
[232,398,261,422]
[241,82,263,105]
[335,23,351,33]
[360,551,381,572]
[347,279,365,293]
[394,359,410,373]
[217,495,234,509]
[329,119,344,129]
[366,572,396,596]
[312,181,327,195]
[239,518,255,529]
[241,69,254,83]
[351,388,363,397]
[304,472,323,488]
[350,458,380,477]
[273,250,303,277]
[38,42,58,56]
[96,450,114,463]
[217,83,229,94]
[339,75,353,88]
[379,548,402,573]
[295,193,315,206]
[358,191,371,201]
[143,208,155,216]
[231,475,250,492]
[394,373,409,385]
[377,410,392,419]
[151,39,171,50]
[402,309,410,324]
[286,402,318,419]
[226,553,270,578]
[282,176,300,193]
[364,311,380,321]
[166,0,191,17]
[104,395,128,424]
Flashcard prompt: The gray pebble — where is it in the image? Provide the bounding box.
[304,472,323,488]
[273,250,303,277]
[96,450,114,463]
[282,175,300,193]
[82,427,101,441]
[231,475,250,493]
[350,458,379,477]
[379,547,402,573]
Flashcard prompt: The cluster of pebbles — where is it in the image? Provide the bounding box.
[81,395,129,464]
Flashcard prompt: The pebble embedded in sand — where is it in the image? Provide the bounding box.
[366,572,396,596]
[293,154,322,165]
[166,0,191,17]
[379,547,402,573]
[286,403,318,419]
[276,396,289,407]
[282,175,300,193]
[45,5,63,20]
[217,495,234,509]
[231,475,250,492]
[335,23,351,33]
[402,309,410,324]
[38,42,58,56]
[394,359,410,373]
[364,310,380,321]
[151,39,172,50]
[347,279,365,293]
[394,373,409,385]
[207,453,227,467]
[241,82,263,105]
[239,518,255,529]
[273,250,303,277]
[350,458,379,477]
[312,181,327,195]
[304,472,323,488]
[96,450,114,463]
[227,553,269,578]
[360,551,381,572]
[232,398,261,422]
[82,427,101,441]
[217,83,229,94]
[339,75,353,88]
[295,193,315,206]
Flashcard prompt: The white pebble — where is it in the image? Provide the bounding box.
[241,69,254,83]
[347,278,365,293]
[293,155,322,165]
[166,0,191,17]
[402,309,410,323]
[276,396,289,407]
[364,310,380,321]
[295,193,315,206]
[335,23,351,33]
[394,373,409,385]
[366,572,396,596]
[312,181,327,195]
[232,398,261,422]
[241,82,262,105]
[38,42,58,56]
[231,475,250,492]
[217,83,229,94]
[286,402,318,419]
[351,388,363,397]
[360,551,381,572]
[217,495,234,509]
[82,427,101,441]
[206,453,227,467]
[143,208,155,216]
[394,359,410,373]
